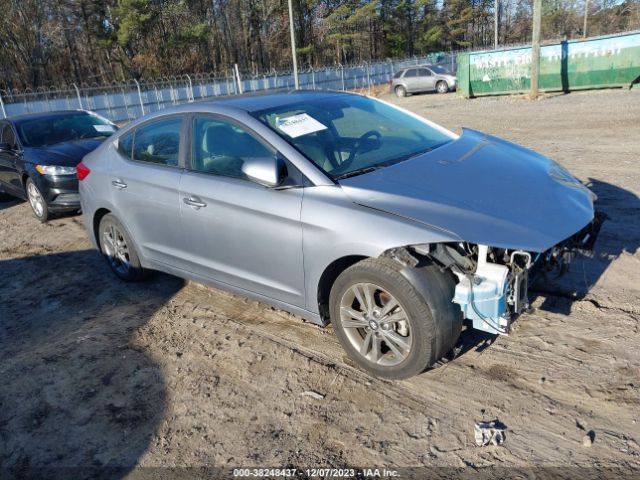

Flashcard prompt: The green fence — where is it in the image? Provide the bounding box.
[457,31,640,98]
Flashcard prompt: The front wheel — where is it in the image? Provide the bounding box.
[436,81,449,94]
[98,213,149,282]
[329,258,461,379]
[26,178,49,222]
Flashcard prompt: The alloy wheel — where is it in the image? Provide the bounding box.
[27,182,45,218]
[339,282,412,367]
[102,223,132,276]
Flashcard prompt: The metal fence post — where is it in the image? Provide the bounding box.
[339,64,345,91]
[104,91,114,120]
[133,79,145,115]
[154,84,161,109]
[365,61,371,95]
[311,67,316,90]
[234,64,243,94]
[186,74,194,101]
[72,83,84,109]
[121,88,132,120]
[0,91,6,118]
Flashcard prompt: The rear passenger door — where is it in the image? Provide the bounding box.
[109,116,188,269]
[178,114,305,306]
[401,69,419,92]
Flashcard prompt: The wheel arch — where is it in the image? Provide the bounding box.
[317,254,368,323]
[93,208,112,252]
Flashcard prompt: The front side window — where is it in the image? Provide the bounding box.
[418,68,432,77]
[132,117,182,167]
[15,112,117,148]
[253,94,453,180]
[190,116,274,180]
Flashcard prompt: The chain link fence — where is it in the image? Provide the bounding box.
[0,53,457,123]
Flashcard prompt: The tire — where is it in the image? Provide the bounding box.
[98,213,149,282]
[329,257,461,379]
[394,85,407,98]
[436,81,449,94]
[26,178,49,222]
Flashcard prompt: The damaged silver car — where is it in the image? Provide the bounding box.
[78,91,602,379]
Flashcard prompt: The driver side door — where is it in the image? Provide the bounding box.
[178,114,306,307]
[415,68,436,92]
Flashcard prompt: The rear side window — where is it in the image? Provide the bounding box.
[132,118,182,167]
[393,71,403,79]
[403,69,418,78]
[118,132,134,159]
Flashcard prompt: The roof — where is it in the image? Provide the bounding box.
[196,89,352,113]
[7,110,90,124]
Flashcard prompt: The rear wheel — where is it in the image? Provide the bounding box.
[26,178,49,222]
[394,85,407,98]
[329,257,461,379]
[436,81,449,94]
[98,213,148,282]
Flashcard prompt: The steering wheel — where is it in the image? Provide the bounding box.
[344,130,382,167]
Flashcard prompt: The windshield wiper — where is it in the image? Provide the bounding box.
[333,166,380,181]
[333,143,450,181]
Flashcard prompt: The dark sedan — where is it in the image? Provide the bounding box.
[0,110,118,221]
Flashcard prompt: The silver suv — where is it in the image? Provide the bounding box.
[391,65,457,97]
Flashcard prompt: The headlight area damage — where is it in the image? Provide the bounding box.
[385,212,605,335]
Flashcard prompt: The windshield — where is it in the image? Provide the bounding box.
[430,65,451,75]
[16,112,118,148]
[253,95,453,180]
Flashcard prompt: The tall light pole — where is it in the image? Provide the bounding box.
[530,0,542,99]
[583,0,589,38]
[494,0,499,49]
[287,0,300,89]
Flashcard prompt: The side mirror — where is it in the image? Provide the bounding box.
[0,142,13,153]
[241,155,287,188]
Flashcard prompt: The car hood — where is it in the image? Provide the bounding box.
[23,138,105,167]
[338,128,595,252]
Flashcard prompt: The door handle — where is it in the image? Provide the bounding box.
[183,196,207,209]
[111,179,128,190]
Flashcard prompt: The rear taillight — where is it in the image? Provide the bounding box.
[77,162,91,181]
[389,79,393,85]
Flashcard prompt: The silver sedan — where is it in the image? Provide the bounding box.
[78,91,599,379]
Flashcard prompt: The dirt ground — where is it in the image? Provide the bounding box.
[1,88,639,478]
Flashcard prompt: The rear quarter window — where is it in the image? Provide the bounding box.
[118,132,134,160]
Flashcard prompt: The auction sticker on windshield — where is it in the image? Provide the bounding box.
[276,114,327,138]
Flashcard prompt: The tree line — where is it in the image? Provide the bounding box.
[0,0,638,89]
